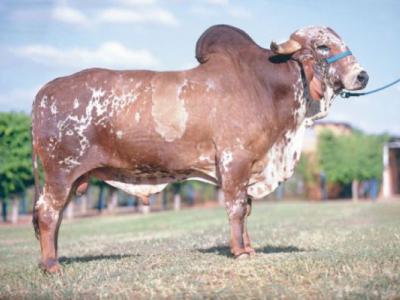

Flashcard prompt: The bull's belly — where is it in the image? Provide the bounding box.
[100,166,218,198]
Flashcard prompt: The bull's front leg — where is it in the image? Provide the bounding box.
[225,190,249,258]
[219,150,253,259]
[242,197,256,255]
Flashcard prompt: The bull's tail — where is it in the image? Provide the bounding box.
[32,142,41,240]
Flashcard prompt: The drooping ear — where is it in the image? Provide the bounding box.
[270,39,302,55]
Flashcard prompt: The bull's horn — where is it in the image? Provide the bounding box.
[270,39,302,55]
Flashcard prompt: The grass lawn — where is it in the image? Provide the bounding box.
[1,201,400,299]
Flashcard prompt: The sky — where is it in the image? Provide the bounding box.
[0,0,399,135]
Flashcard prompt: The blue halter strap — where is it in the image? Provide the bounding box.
[325,50,352,64]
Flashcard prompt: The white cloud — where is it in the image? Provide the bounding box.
[205,0,229,5]
[52,5,89,25]
[50,3,178,26]
[191,1,252,19]
[0,86,41,113]
[97,7,178,26]
[190,6,219,16]
[116,0,158,6]
[14,42,159,69]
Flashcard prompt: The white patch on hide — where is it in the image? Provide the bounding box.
[35,194,46,209]
[151,79,188,142]
[199,154,213,162]
[135,112,141,123]
[73,98,80,109]
[40,96,47,108]
[221,150,233,173]
[206,79,216,92]
[35,188,59,221]
[58,156,81,170]
[50,102,57,114]
[116,130,123,139]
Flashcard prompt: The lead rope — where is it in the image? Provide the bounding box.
[340,77,400,98]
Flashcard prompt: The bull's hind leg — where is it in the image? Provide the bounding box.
[35,179,73,273]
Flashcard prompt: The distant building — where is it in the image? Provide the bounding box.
[382,137,400,198]
[302,121,353,154]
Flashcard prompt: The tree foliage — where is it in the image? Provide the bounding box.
[318,130,388,184]
[0,113,33,201]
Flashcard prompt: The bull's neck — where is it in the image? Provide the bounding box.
[251,50,308,132]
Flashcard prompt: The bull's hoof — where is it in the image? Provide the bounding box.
[245,247,256,255]
[234,252,250,260]
[39,259,62,274]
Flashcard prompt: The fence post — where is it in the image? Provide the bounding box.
[1,201,7,222]
[11,198,19,224]
[65,200,74,219]
[352,179,359,202]
[80,194,88,214]
[174,194,181,211]
[107,188,118,212]
[217,188,225,207]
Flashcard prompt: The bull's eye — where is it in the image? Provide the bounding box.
[316,45,330,56]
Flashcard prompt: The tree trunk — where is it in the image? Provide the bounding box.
[162,190,168,210]
[97,185,106,212]
[1,201,7,222]
[80,194,88,214]
[352,179,359,202]
[11,198,19,224]
[174,194,181,211]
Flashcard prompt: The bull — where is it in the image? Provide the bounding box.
[31,25,368,272]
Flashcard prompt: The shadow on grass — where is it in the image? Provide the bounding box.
[198,245,308,257]
[59,254,138,265]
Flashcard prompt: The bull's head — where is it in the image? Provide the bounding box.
[270,26,368,101]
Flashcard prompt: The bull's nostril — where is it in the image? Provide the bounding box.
[357,71,369,86]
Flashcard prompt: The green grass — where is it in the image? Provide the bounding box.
[1,201,400,299]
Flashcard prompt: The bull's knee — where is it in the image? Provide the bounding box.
[36,198,60,229]
[225,198,247,220]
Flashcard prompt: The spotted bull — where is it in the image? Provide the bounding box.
[31,24,368,272]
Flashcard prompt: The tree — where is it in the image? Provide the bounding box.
[0,113,33,222]
[318,130,387,200]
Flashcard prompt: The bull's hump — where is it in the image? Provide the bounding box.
[195,24,262,64]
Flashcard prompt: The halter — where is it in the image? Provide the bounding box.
[325,50,352,64]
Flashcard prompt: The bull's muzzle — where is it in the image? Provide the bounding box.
[343,66,369,91]
[356,70,369,88]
